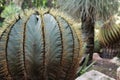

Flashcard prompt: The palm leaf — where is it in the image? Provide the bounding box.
[58,0,119,20]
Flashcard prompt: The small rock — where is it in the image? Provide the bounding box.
[109,68,112,71]
[76,70,115,80]
[117,67,120,80]
[110,57,120,66]
[93,53,102,61]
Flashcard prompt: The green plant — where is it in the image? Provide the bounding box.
[1,3,21,19]
[32,0,47,8]
[0,0,5,27]
[94,40,101,53]
[77,54,95,76]
[0,22,3,27]
[0,0,5,8]
[0,9,82,80]
[22,0,57,9]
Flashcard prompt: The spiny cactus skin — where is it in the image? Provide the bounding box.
[0,9,82,80]
[98,23,120,46]
[98,22,120,58]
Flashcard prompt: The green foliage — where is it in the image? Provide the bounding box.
[0,0,5,27]
[0,22,3,28]
[32,0,47,8]
[22,0,57,9]
[0,0,5,7]
[42,0,47,7]
[77,54,95,76]
[94,40,101,53]
[0,22,3,27]
[0,9,82,80]
[1,3,21,19]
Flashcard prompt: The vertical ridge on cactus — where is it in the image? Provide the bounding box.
[0,9,82,80]
[7,19,26,80]
[0,19,18,80]
[24,14,44,80]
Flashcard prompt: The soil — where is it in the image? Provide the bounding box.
[92,53,119,79]
[92,60,118,79]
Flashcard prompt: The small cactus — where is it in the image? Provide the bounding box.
[0,9,82,80]
[98,22,120,46]
[98,21,120,58]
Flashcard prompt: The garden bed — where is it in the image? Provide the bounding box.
[92,53,119,79]
[92,60,118,79]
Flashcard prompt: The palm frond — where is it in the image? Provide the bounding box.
[58,0,119,20]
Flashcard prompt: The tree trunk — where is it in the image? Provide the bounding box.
[81,7,95,63]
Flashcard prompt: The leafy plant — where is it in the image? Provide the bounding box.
[94,40,101,53]
[22,0,56,9]
[77,54,96,76]
[0,0,5,27]
[42,0,47,7]
[0,22,3,27]
[1,3,21,19]
[0,0,5,8]
[0,9,82,80]
[32,0,47,8]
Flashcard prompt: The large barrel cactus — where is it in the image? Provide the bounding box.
[0,9,82,80]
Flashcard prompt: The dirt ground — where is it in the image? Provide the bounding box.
[92,60,118,79]
[92,53,119,79]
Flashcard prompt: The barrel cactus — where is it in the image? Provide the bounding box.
[98,21,120,58]
[0,9,82,80]
[98,22,120,46]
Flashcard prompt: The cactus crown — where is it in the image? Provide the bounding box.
[0,9,82,80]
